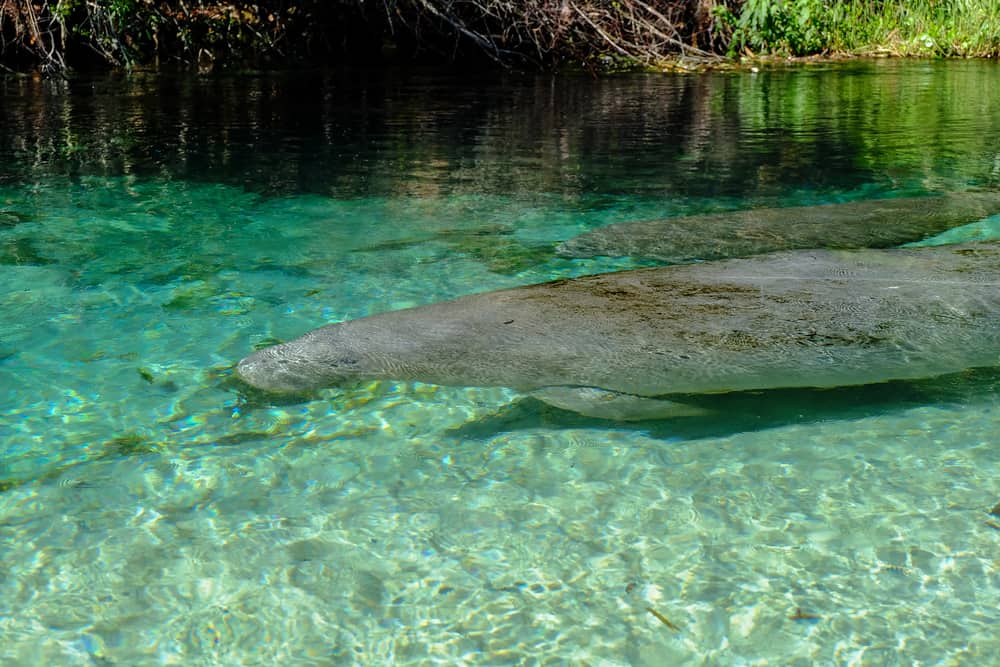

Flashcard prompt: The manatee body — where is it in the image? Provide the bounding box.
[557,192,1000,263]
[236,242,1000,420]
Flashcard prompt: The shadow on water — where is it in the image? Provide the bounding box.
[449,366,1000,443]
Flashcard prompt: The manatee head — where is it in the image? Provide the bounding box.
[235,324,371,393]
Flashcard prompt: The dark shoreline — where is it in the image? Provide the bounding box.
[3,1,998,77]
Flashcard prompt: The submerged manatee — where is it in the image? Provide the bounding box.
[557,192,1000,263]
[237,242,1000,420]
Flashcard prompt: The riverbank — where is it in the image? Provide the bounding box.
[1,1,999,75]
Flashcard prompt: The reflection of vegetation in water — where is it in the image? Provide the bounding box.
[653,61,1000,199]
[4,64,999,202]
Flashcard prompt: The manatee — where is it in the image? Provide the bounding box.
[557,192,1000,263]
[236,241,1000,420]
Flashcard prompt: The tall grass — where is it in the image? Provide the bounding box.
[730,0,1000,58]
[828,0,1000,57]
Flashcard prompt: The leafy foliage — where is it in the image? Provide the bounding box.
[728,0,832,56]
[1,0,999,74]
[1,0,380,72]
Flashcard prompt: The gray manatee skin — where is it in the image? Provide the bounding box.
[557,192,1000,263]
[236,242,1000,407]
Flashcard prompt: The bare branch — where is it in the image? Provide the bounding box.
[570,3,633,59]
[410,0,505,63]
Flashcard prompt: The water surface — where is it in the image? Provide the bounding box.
[1,60,999,665]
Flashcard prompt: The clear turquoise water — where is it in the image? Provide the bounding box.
[1,62,1000,665]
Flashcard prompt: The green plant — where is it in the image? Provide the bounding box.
[731,0,832,56]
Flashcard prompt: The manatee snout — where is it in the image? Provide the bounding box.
[235,346,311,392]
[235,330,359,393]
[236,323,377,392]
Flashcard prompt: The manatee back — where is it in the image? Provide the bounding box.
[557,193,1000,262]
[242,242,1000,397]
[389,242,1000,395]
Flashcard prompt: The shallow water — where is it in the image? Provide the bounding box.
[1,61,999,665]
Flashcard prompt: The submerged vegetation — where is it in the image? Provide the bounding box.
[0,1,999,74]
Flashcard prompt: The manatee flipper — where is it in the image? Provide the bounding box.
[529,386,711,421]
